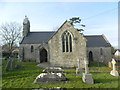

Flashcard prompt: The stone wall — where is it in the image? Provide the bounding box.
[48,21,87,68]
[36,43,49,63]
[87,47,112,64]
[19,44,40,62]
[19,43,50,63]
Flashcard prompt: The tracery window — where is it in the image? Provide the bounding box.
[62,31,72,52]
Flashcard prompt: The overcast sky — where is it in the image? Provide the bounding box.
[0,1,118,48]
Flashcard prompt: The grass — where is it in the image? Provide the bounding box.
[2,58,120,89]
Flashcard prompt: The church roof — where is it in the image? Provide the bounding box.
[20,32,55,44]
[20,32,111,47]
[85,35,111,47]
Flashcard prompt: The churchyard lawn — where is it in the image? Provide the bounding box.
[2,58,120,88]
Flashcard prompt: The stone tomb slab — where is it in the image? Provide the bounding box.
[34,67,68,83]
[42,67,64,73]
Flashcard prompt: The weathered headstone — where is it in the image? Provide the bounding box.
[5,60,12,72]
[11,60,15,70]
[82,58,94,84]
[5,60,22,72]
[110,58,119,76]
[15,64,22,69]
[76,59,82,75]
[108,61,112,68]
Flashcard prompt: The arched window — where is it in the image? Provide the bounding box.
[31,46,34,52]
[89,51,93,61]
[62,31,72,52]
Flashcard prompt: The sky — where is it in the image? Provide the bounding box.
[0,1,119,48]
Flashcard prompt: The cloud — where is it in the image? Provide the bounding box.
[84,21,118,47]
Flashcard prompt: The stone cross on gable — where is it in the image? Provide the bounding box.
[25,15,29,19]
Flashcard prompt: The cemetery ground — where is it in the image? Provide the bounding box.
[2,58,120,88]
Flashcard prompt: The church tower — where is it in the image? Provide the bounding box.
[23,16,30,37]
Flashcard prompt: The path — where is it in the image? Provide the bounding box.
[37,62,52,68]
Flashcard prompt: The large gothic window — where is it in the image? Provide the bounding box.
[62,31,72,52]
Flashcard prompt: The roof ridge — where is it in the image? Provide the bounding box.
[101,34,110,44]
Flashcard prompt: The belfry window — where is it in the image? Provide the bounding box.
[62,31,72,52]
[31,46,34,52]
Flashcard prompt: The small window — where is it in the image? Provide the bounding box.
[31,46,34,52]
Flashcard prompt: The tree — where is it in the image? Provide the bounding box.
[0,22,22,57]
[69,17,85,32]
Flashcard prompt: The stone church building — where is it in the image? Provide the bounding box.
[19,16,112,68]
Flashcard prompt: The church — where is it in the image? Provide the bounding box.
[19,16,112,68]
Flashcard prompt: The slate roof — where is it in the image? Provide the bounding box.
[21,32,55,44]
[20,32,111,47]
[85,35,111,47]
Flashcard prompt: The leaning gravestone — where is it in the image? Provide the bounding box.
[82,58,94,84]
[76,59,82,75]
[5,60,12,72]
[11,60,15,70]
[5,60,22,72]
[110,58,119,76]
[34,67,68,83]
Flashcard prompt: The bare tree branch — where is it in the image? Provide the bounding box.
[0,22,22,55]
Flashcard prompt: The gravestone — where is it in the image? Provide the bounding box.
[5,60,22,72]
[82,58,94,84]
[11,60,15,70]
[110,58,119,76]
[15,64,22,69]
[5,60,12,72]
[108,61,112,68]
[34,67,68,83]
[76,59,82,75]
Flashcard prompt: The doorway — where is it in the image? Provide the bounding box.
[40,48,47,63]
[89,51,93,61]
